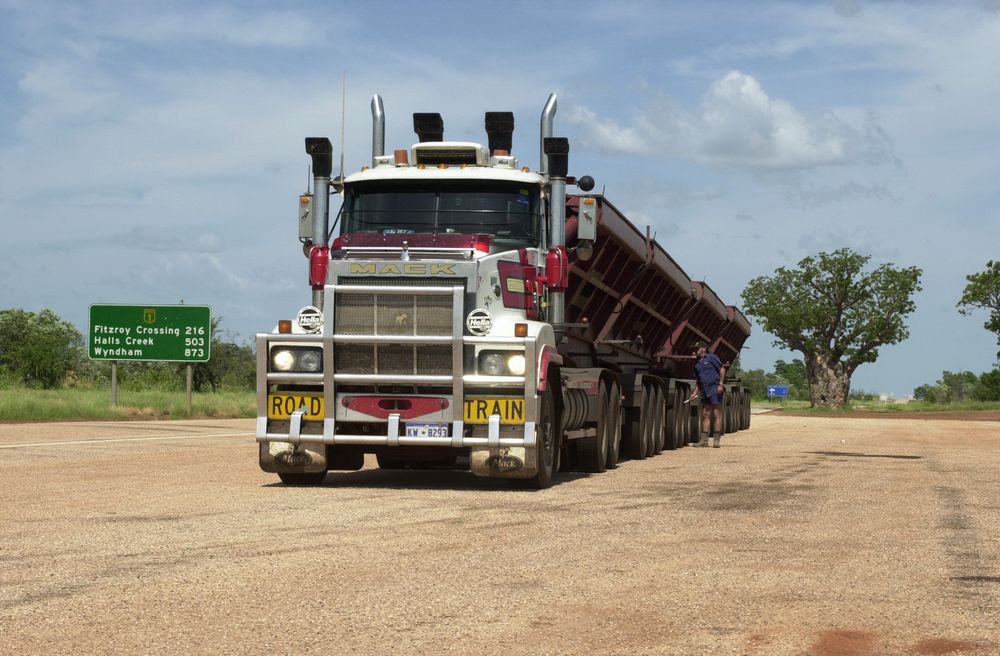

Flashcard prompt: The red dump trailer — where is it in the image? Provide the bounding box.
[255,93,751,487]
[556,195,752,463]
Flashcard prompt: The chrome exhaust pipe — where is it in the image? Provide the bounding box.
[371,94,385,165]
[539,93,557,174]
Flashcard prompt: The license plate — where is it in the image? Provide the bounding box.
[463,397,525,425]
[405,423,449,438]
[267,393,324,420]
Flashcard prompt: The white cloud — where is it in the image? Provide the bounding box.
[568,70,889,172]
[785,179,895,209]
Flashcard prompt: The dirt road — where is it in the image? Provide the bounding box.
[1,414,997,655]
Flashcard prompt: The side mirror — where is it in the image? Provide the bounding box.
[577,175,595,192]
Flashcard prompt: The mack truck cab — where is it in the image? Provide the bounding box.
[257,96,583,488]
[256,94,752,489]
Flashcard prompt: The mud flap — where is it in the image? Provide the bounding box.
[470,446,538,479]
[259,441,327,474]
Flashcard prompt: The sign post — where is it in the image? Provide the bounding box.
[89,305,212,412]
[767,384,789,403]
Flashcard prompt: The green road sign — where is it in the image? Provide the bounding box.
[89,305,212,362]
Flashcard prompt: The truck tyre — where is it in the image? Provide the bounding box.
[606,382,622,469]
[665,388,679,450]
[578,381,609,473]
[677,389,688,447]
[689,398,701,446]
[650,386,665,455]
[677,384,690,446]
[278,471,327,486]
[527,384,558,489]
[623,385,646,460]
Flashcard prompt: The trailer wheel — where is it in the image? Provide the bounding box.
[664,388,679,450]
[721,390,731,435]
[677,384,690,446]
[606,382,622,469]
[623,385,648,460]
[578,381,610,473]
[278,471,327,486]
[527,385,558,489]
[688,394,702,445]
[650,386,665,455]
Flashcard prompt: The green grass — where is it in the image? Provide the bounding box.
[850,400,1000,412]
[0,386,255,422]
[752,399,812,410]
[753,398,1000,413]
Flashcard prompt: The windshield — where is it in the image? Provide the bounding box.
[342,181,541,247]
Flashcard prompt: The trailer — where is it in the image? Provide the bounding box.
[256,94,750,487]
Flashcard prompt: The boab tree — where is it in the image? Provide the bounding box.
[957,260,1000,360]
[741,248,922,408]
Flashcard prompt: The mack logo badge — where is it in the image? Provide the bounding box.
[466,309,492,336]
[349,263,456,275]
[296,306,323,333]
[275,450,313,467]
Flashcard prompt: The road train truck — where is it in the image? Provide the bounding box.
[256,94,751,488]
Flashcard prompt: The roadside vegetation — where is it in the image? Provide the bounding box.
[0,308,255,421]
[4,258,1000,423]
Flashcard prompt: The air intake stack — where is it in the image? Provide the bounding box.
[304,136,333,308]
[413,113,444,142]
[485,112,514,155]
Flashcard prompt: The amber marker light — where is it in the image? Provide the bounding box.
[299,195,310,205]
[515,323,528,337]
[278,320,293,334]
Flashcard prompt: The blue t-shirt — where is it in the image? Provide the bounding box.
[695,353,722,388]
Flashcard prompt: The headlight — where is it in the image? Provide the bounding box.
[507,354,526,376]
[478,351,527,376]
[270,346,322,372]
[272,349,295,371]
[299,350,322,372]
[480,352,506,376]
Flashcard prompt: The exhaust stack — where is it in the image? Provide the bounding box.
[371,95,385,166]
[539,93,557,174]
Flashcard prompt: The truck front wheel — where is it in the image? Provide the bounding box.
[528,385,558,489]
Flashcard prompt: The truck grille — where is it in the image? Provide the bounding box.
[334,278,462,376]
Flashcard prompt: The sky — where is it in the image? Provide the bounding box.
[1,0,999,396]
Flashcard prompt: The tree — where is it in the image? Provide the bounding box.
[0,308,84,388]
[939,370,979,403]
[957,260,1000,360]
[973,369,1000,401]
[741,248,922,408]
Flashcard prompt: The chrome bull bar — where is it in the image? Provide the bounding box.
[256,283,538,449]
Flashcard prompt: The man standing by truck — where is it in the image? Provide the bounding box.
[692,341,726,448]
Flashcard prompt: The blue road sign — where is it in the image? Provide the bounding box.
[768,385,789,397]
